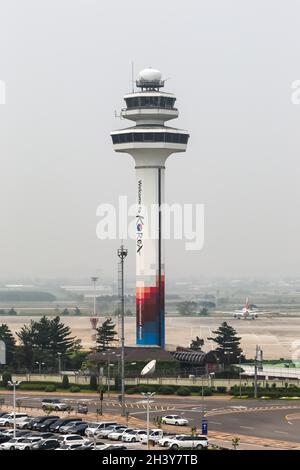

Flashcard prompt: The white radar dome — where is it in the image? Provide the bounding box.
[139,68,162,82]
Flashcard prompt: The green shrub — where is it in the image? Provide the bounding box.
[177,387,191,396]
[62,375,69,389]
[1,372,12,388]
[90,375,98,390]
[70,385,81,393]
[216,386,227,393]
[126,387,138,394]
[19,383,47,391]
[202,387,212,396]
[44,385,56,392]
[157,386,175,395]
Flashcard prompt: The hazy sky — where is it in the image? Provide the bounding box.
[0,0,299,281]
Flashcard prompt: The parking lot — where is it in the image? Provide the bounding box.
[0,400,210,451]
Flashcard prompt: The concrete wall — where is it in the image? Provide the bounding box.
[1,373,299,389]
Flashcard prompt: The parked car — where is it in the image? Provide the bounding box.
[27,416,59,431]
[59,421,83,434]
[108,428,135,441]
[31,438,61,450]
[0,429,31,438]
[50,418,81,433]
[139,429,164,444]
[56,443,86,451]
[167,435,209,450]
[122,429,147,443]
[17,417,34,429]
[57,434,90,446]
[0,413,28,426]
[85,421,117,437]
[161,415,189,426]
[13,436,44,450]
[41,399,69,411]
[95,425,127,439]
[158,434,185,447]
[67,422,88,436]
[0,437,30,450]
[98,444,128,450]
[36,418,60,432]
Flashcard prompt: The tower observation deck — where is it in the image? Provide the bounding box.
[111,68,189,348]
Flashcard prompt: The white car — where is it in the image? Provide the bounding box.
[57,434,89,446]
[0,437,29,450]
[161,415,189,426]
[108,427,135,441]
[16,417,34,429]
[13,436,43,450]
[167,435,209,450]
[158,434,185,447]
[56,443,85,451]
[122,429,147,443]
[95,425,127,439]
[85,421,117,437]
[0,413,28,426]
[41,399,69,411]
[139,429,163,444]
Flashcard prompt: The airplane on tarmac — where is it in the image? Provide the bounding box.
[232,298,267,320]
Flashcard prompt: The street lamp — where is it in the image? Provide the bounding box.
[7,381,21,438]
[91,276,98,318]
[117,244,128,416]
[102,351,116,398]
[35,361,45,374]
[237,355,242,398]
[57,353,62,374]
[141,392,155,450]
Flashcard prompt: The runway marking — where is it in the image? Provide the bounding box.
[210,421,222,425]
[274,431,288,435]
[240,426,255,430]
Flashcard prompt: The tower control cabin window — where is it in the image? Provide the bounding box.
[125,96,176,109]
[112,132,189,144]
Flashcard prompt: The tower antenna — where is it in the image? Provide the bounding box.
[131,61,135,93]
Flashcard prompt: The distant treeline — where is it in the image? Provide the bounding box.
[0,291,56,302]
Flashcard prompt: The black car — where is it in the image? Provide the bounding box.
[67,422,88,436]
[32,438,61,450]
[36,418,59,432]
[29,415,59,430]
[49,417,82,433]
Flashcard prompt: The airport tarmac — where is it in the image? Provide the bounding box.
[1,315,300,359]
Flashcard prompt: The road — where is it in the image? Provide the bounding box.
[1,392,300,447]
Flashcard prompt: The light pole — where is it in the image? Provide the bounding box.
[237,355,242,398]
[35,361,45,374]
[103,351,116,398]
[91,276,98,318]
[141,392,155,450]
[118,244,128,416]
[8,381,21,438]
[58,353,62,374]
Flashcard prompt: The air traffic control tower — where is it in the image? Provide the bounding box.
[111,68,189,348]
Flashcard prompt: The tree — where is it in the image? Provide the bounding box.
[73,307,81,316]
[0,324,16,365]
[96,318,117,351]
[90,375,98,390]
[17,316,81,370]
[176,301,198,316]
[61,308,69,316]
[7,308,17,316]
[208,322,242,363]
[190,336,204,351]
[62,374,69,389]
